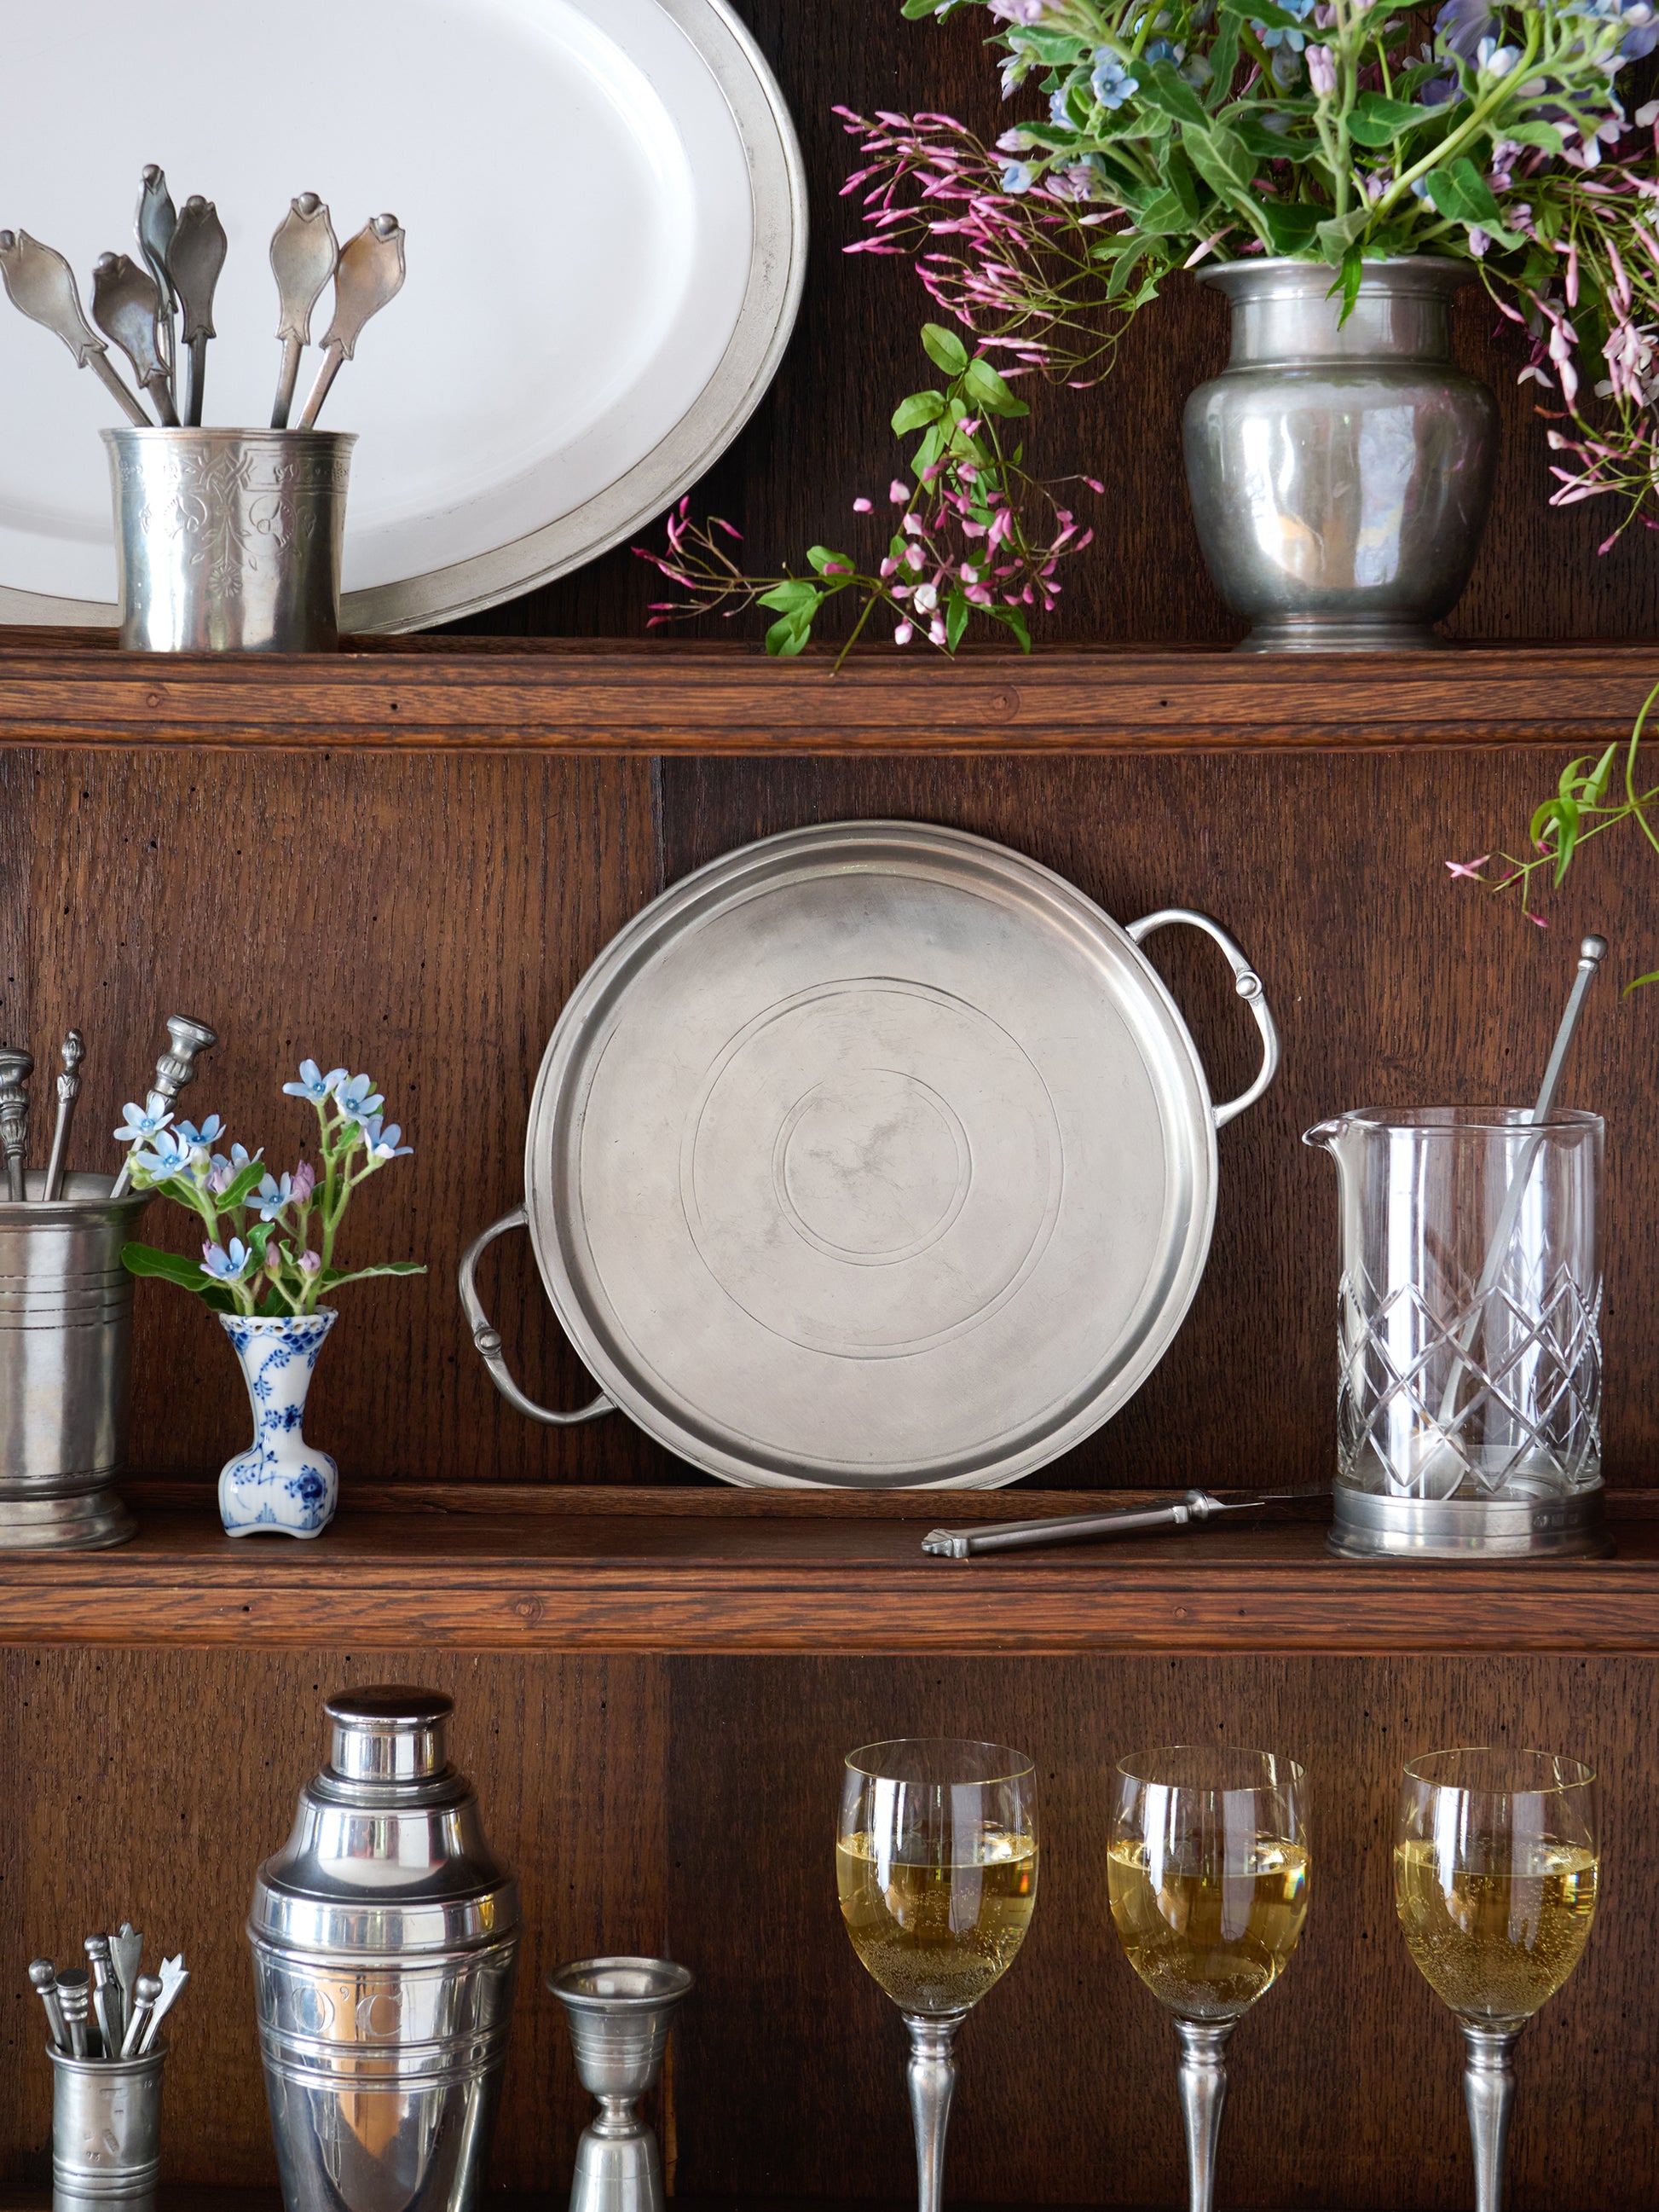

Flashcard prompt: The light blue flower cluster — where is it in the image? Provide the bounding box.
[1091,49,1139,106]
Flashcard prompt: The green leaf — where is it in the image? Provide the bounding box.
[1135,189,1194,235]
[122,1242,237,1311]
[1182,123,1257,205]
[991,603,1032,651]
[317,1261,429,1290]
[1622,970,1659,993]
[1346,91,1430,146]
[220,1160,269,1210]
[757,579,822,615]
[1141,59,1210,129]
[945,588,971,653]
[1585,740,1619,807]
[1338,246,1363,322]
[765,611,815,658]
[962,356,1029,417]
[1315,206,1371,262]
[1103,241,1148,298]
[806,546,856,576]
[1257,200,1323,252]
[1529,795,1580,883]
[920,323,970,378]
[1504,119,1566,153]
[1423,158,1520,246]
[892,390,945,434]
[1219,0,1311,27]
[1234,117,1314,159]
[1205,9,1241,107]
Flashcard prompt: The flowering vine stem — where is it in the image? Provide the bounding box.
[120,1059,424,1317]
[1447,673,1659,985]
[639,325,1100,659]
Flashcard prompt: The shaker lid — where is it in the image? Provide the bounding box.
[249,1683,519,1958]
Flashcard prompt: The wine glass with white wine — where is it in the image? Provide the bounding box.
[1109,1747,1309,2212]
[1396,1747,1599,2212]
[837,1740,1038,2212]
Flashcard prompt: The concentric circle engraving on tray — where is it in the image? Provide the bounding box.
[681,980,1063,1358]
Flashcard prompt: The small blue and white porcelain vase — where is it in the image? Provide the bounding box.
[217,1309,338,1538]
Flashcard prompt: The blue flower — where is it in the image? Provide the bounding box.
[1419,72,1460,101]
[336,1073,384,1121]
[253,1172,299,1222]
[114,1101,172,1147]
[1256,0,1315,49]
[201,1237,251,1281]
[1001,160,1035,191]
[1475,33,1522,71]
[282,1059,346,1103]
[175,1114,224,1148]
[1434,0,1494,57]
[131,1130,195,1178]
[361,1116,413,1163]
[1144,36,1183,60]
[1091,49,1140,106]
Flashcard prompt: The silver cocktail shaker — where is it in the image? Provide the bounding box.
[248,1687,520,2212]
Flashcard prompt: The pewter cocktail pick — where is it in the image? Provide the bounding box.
[269,194,338,429]
[110,1923,143,2028]
[111,1016,217,1196]
[92,252,178,426]
[297,213,405,428]
[122,1972,161,2058]
[85,1936,120,2058]
[0,230,150,426]
[43,1029,84,1203]
[166,195,228,427]
[0,1047,34,1202]
[29,1960,67,2053]
[139,1956,187,2053]
[57,1968,90,2059]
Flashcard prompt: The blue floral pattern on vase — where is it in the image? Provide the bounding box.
[217,1309,338,1538]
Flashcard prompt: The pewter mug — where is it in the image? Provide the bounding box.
[49,2041,167,2212]
[249,1688,520,2212]
[551,1958,693,2212]
[0,1173,150,1550]
[103,428,355,651]
[1183,258,1497,651]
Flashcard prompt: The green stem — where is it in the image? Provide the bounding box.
[1372,20,1541,222]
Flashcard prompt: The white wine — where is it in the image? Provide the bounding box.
[1394,1836,1598,2025]
[836,1825,1037,2016]
[1107,1834,1310,2022]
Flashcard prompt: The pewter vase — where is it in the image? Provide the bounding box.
[102,428,355,652]
[217,1310,337,1539]
[249,1688,521,2212]
[1183,258,1497,651]
[0,1173,150,1550]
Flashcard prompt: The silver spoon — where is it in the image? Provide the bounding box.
[42,1029,84,1202]
[0,1048,32,1202]
[297,213,405,429]
[92,253,178,426]
[136,165,178,415]
[269,194,338,429]
[0,230,149,426]
[166,196,227,426]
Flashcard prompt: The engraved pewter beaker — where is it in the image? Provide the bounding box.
[1304,1107,1605,1557]
[103,429,356,651]
[550,1957,693,2212]
[0,1173,151,1550]
[49,2041,168,2212]
[248,1687,520,2212]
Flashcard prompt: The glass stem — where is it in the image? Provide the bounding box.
[903,2012,964,2212]
[1173,2020,1234,2212]
[1461,2023,1520,2212]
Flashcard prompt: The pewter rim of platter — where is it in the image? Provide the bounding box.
[521,820,1228,1492]
[0,0,808,638]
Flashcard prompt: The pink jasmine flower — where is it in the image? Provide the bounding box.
[1444,855,1489,879]
[889,479,909,504]
[929,616,948,646]
[894,621,915,646]
[853,496,872,512]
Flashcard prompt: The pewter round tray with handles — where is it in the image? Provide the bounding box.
[459,821,1280,1490]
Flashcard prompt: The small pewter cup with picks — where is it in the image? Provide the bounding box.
[49,2041,168,2212]
[550,1958,693,2212]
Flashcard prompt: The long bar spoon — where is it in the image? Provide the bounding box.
[923,1485,1328,1558]
[0,231,149,426]
[136,165,179,417]
[0,1048,33,1202]
[43,1029,84,1202]
[111,1016,217,1197]
[297,213,405,428]
[92,254,178,426]
[269,194,338,429]
[166,196,228,427]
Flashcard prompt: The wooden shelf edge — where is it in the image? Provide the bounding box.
[0,1494,1653,1655]
[0,639,1649,752]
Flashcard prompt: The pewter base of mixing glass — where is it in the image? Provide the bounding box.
[1328,1480,1610,1561]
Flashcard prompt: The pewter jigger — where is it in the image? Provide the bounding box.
[550,1958,692,2212]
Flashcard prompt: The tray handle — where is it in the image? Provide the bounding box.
[1125,907,1280,1130]
[458,1206,615,1427]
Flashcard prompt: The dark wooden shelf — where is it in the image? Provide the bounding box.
[0,633,1649,752]
[0,1483,1654,1654]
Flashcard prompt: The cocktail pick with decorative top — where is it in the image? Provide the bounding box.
[296,213,405,429]
[43,1030,84,1202]
[121,1973,161,2059]
[84,1936,120,2057]
[0,231,151,426]
[166,196,228,426]
[269,194,338,429]
[110,1923,142,2028]
[139,1956,187,2052]
[0,1048,33,1202]
[29,1960,67,2053]
[57,1968,90,2059]
[112,1017,217,1196]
